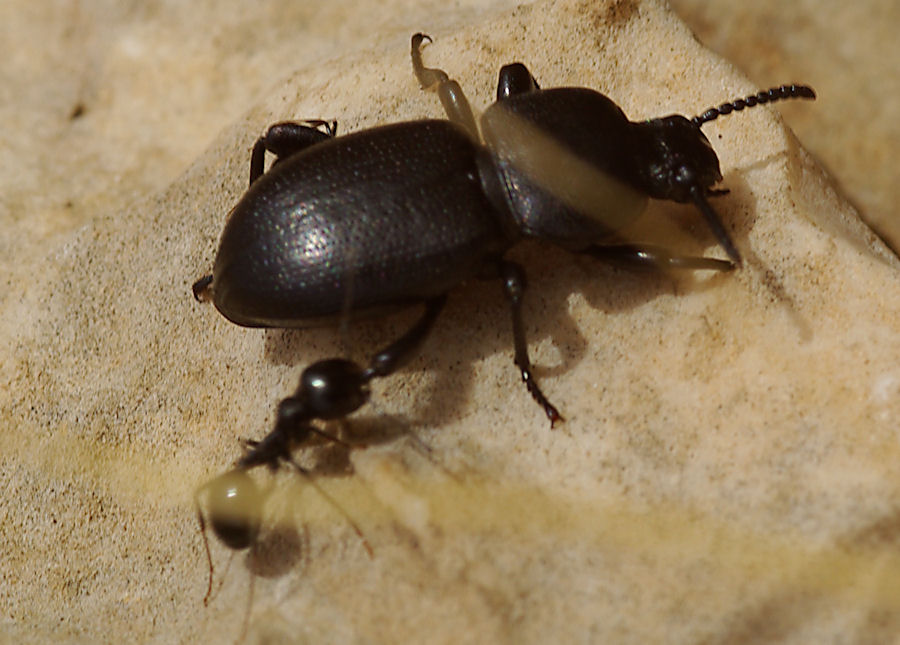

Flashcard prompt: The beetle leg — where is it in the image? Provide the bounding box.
[581,244,735,272]
[496,63,540,101]
[363,295,447,379]
[410,33,479,141]
[250,120,338,185]
[498,260,563,427]
[690,187,742,267]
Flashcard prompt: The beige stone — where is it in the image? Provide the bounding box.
[4,0,900,642]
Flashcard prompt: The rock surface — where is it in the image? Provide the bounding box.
[3,0,900,643]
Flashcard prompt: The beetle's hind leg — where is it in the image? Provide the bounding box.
[411,33,479,141]
[250,120,338,185]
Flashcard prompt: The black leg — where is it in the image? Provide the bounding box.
[582,244,735,272]
[411,34,479,141]
[364,295,447,379]
[499,260,562,427]
[285,460,373,556]
[249,120,337,185]
[689,186,741,266]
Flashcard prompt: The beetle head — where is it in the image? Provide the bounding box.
[629,83,817,204]
[629,114,722,203]
[625,84,816,265]
[630,114,741,263]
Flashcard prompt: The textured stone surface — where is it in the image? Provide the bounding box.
[3,0,900,642]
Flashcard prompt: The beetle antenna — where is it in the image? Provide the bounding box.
[692,84,816,127]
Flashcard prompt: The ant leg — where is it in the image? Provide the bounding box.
[285,460,374,557]
[250,120,338,185]
[411,33,479,141]
[498,260,562,427]
[496,63,540,101]
[582,244,735,272]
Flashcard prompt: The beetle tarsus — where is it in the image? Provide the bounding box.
[411,33,479,140]
[250,120,338,185]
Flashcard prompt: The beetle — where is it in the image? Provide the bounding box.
[191,33,815,566]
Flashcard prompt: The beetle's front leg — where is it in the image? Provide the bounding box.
[497,260,563,427]
[411,33,479,141]
[581,244,735,272]
[250,120,338,185]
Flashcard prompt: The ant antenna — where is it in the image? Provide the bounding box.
[692,84,816,127]
[286,459,374,557]
[196,499,217,605]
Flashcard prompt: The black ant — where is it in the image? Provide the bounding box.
[194,358,377,603]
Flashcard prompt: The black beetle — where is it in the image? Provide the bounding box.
[191,33,815,565]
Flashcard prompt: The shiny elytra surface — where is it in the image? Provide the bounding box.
[211,120,513,327]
